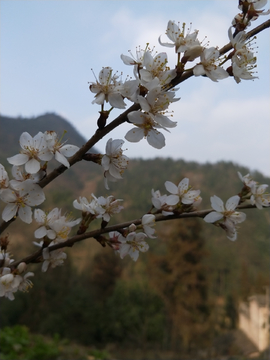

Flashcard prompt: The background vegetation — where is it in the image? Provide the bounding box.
[0,114,269,358]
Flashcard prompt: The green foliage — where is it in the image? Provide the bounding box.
[103,281,166,345]
[0,325,59,360]
[1,114,269,357]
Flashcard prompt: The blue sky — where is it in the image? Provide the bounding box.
[1,0,270,176]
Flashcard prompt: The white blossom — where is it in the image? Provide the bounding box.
[0,179,45,223]
[118,232,149,261]
[0,164,9,192]
[90,67,126,109]
[228,27,258,83]
[137,85,179,128]
[237,171,257,188]
[204,195,246,240]
[238,0,270,21]
[250,184,270,209]
[151,189,174,215]
[11,165,45,184]
[34,208,81,242]
[139,51,177,86]
[0,267,34,300]
[7,132,53,174]
[165,178,201,206]
[42,246,67,272]
[141,214,156,238]
[159,20,200,54]
[101,138,129,190]
[193,47,229,82]
[125,112,166,149]
[73,195,105,217]
[44,131,79,168]
[96,195,124,222]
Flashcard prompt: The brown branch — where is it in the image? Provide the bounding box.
[8,203,258,268]
[1,19,269,235]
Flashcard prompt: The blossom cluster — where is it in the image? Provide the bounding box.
[0,1,269,301]
[0,251,34,301]
[0,131,79,224]
[73,193,123,227]
[151,177,202,215]
[204,172,270,240]
[33,207,81,272]
[108,214,156,261]
[89,1,269,151]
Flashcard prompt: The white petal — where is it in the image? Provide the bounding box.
[225,195,240,211]
[210,195,225,212]
[25,158,41,174]
[193,64,206,77]
[165,181,178,195]
[34,226,47,239]
[55,151,70,168]
[18,206,32,223]
[2,203,18,222]
[108,93,126,109]
[7,154,29,166]
[178,178,189,193]
[147,130,165,149]
[60,145,79,157]
[20,132,33,148]
[166,194,179,206]
[204,211,223,223]
[125,128,144,142]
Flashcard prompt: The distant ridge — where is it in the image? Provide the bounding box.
[0,112,98,161]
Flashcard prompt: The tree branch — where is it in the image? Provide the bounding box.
[8,203,258,268]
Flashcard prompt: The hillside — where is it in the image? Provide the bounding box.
[0,113,270,357]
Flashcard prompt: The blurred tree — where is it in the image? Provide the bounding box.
[148,218,209,351]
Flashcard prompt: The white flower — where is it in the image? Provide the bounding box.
[90,67,126,109]
[231,48,257,83]
[139,51,177,86]
[204,195,246,240]
[250,184,270,209]
[18,272,34,292]
[73,195,105,217]
[118,232,149,261]
[228,27,258,83]
[34,208,62,239]
[0,269,20,300]
[0,267,32,300]
[0,251,14,267]
[165,178,201,206]
[193,47,229,82]
[101,138,129,190]
[121,46,151,80]
[42,246,67,272]
[220,218,238,241]
[0,179,45,223]
[0,164,9,192]
[44,131,79,168]
[159,20,200,54]
[151,189,174,215]
[237,171,257,188]
[141,214,156,238]
[238,0,270,21]
[125,111,166,149]
[11,165,45,184]
[96,195,124,222]
[7,132,53,174]
[137,86,178,129]
[34,208,81,242]
[108,231,122,250]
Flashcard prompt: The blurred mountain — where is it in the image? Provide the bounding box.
[0,112,98,161]
[1,112,270,356]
